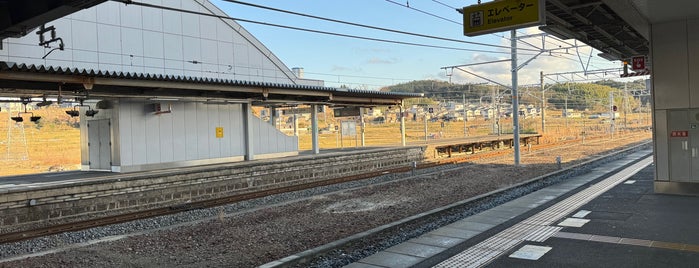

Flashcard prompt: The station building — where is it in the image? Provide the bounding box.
[0,0,420,172]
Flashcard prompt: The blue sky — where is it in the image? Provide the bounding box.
[210,0,622,90]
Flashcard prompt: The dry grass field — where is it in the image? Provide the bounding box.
[297,112,652,150]
[0,107,81,176]
[0,106,652,177]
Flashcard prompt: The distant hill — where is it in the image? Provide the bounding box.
[382,79,649,112]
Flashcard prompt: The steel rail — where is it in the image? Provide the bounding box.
[0,133,649,244]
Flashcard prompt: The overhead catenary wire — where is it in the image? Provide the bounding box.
[221,0,540,52]
[383,0,462,25]
[111,0,532,55]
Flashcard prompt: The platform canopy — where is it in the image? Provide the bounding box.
[537,0,699,62]
[0,62,422,106]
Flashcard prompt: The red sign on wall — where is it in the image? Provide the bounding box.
[671,131,689,137]
[632,56,646,71]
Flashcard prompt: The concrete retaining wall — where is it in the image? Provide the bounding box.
[0,147,425,234]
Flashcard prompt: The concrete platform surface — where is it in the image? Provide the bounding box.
[347,149,699,267]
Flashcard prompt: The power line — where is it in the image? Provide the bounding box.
[384,0,462,25]
[221,0,539,52]
[303,71,414,82]
[112,0,528,55]
[431,0,458,10]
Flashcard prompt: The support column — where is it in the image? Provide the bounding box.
[293,110,298,136]
[511,30,521,166]
[311,104,320,154]
[540,71,546,134]
[400,104,406,146]
[463,92,468,137]
[269,107,276,127]
[243,103,254,161]
[360,107,365,147]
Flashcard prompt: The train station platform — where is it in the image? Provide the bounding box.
[347,149,699,267]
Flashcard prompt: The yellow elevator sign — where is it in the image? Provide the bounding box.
[463,0,545,37]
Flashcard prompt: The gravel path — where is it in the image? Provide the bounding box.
[0,134,651,268]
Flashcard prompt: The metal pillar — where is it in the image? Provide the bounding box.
[360,108,365,147]
[400,104,406,146]
[610,92,615,138]
[242,103,254,160]
[424,114,428,142]
[311,104,320,154]
[511,30,521,166]
[293,111,298,136]
[463,92,467,137]
[540,71,546,133]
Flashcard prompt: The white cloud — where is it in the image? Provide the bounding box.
[365,57,400,64]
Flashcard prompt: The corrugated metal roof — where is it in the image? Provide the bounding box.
[0,62,423,99]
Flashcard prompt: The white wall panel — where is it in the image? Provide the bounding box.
[216,20,234,44]
[99,51,121,65]
[113,100,294,169]
[202,64,218,76]
[143,31,164,60]
[71,20,98,51]
[120,5,143,29]
[159,111,175,162]
[119,102,134,166]
[145,103,161,164]
[7,43,46,62]
[184,70,203,77]
[217,41,234,66]
[122,55,144,73]
[163,59,184,76]
[183,102,199,160]
[5,0,304,86]
[97,24,121,53]
[208,105,221,158]
[200,39,217,66]
[72,51,98,69]
[97,63,122,72]
[181,13,201,38]
[142,2,163,32]
[162,9,183,35]
[44,59,74,69]
[253,117,263,154]
[96,2,121,25]
[130,102,148,165]
[121,28,144,57]
[182,36,201,68]
[200,15,217,40]
[71,5,97,21]
[231,105,244,154]
[219,105,232,156]
[172,102,187,161]
[196,103,210,159]
[163,33,183,60]
[652,21,689,109]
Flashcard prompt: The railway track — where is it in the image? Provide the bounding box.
[267,142,653,267]
[0,134,649,245]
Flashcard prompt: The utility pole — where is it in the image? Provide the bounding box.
[624,82,629,130]
[463,91,467,137]
[610,92,615,138]
[565,95,568,129]
[540,71,546,133]
[511,29,520,166]
[400,103,406,146]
